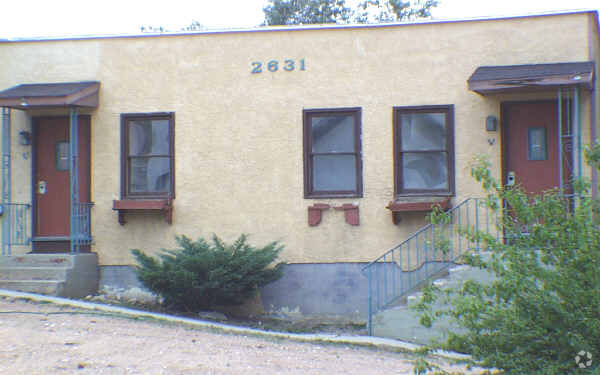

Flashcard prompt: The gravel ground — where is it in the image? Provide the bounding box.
[0,298,485,374]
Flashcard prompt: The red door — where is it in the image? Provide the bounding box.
[502,101,565,194]
[33,116,90,251]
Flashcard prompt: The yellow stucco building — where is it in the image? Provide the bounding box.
[0,10,598,318]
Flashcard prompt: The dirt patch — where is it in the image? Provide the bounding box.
[0,297,487,374]
[85,291,368,336]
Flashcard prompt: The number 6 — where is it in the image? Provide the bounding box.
[268,60,278,72]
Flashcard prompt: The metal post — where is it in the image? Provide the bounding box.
[375,260,380,311]
[457,207,462,253]
[69,108,80,253]
[392,249,396,301]
[383,254,388,305]
[475,199,480,250]
[367,267,373,335]
[466,200,470,249]
[2,108,11,256]
[558,88,563,192]
[574,87,582,182]
[407,240,411,295]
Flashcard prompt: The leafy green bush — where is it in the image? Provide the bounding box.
[417,144,600,374]
[131,234,285,312]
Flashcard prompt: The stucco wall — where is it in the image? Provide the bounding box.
[0,12,595,266]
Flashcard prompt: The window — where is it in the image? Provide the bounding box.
[528,127,547,161]
[394,105,454,195]
[121,112,175,199]
[55,141,69,171]
[303,108,362,198]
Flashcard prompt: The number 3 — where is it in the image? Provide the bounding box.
[284,59,294,71]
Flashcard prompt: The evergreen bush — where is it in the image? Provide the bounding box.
[131,234,285,312]
[417,144,600,374]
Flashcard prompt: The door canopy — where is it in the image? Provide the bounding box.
[0,81,100,109]
[468,62,594,95]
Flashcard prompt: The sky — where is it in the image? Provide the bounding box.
[1,0,599,39]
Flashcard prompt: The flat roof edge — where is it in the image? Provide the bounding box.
[0,9,597,43]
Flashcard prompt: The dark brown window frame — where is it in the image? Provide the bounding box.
[303,107,363,199]
[393,105,455,197]
[120,112,175,199]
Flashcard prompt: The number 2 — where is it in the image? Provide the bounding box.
[251,62,262,74]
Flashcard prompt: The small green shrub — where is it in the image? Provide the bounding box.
[131,234,285,312]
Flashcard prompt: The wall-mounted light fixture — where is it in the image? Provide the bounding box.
[18,130,31,146]
[486,115,498,132]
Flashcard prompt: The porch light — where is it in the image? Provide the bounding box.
[486,115,498,132]
[18,130,31,146]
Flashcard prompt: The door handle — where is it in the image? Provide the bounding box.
[38,180,47,195]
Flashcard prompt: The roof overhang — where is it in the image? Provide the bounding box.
[468,62,594,95]
[0,81,100,109]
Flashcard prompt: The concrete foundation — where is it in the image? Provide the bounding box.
[100,265,144,291]
[260,263,369,319]
[100,263,370,319]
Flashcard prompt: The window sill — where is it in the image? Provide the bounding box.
[304,193,363,199]
[386,197,451,225]
[112,198,173,225]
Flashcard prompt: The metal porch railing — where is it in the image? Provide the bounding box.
[362,198,499,335]
[71,202,93,253]
[1,203,31,255]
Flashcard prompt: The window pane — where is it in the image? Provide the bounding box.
[56,141,69,171]
[129,157,171,193]
[313,154,356,191]
[401,113,446,150]
[129,119,170,156]
[402,152,448,190]
[528,127,547,160]
[311,115,355,153]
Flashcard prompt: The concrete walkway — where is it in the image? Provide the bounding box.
[0,288,470,361]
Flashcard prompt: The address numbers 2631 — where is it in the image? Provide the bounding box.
[251,59,306,74]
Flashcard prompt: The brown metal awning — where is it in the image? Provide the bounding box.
[0,81,100,109]
[468,62,594,95]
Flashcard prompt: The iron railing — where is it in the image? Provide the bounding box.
[71,202,93,253]
[1,203,31,255]
[362,198,498,334]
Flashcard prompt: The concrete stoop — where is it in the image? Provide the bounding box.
[0,253,98,298]
[373,263,495,345]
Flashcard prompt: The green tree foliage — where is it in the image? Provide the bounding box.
[263,0,353,25]
[263,0,438,25]
[417,144,600,374]
[140,20,203,33]
[131,234,285,311]
[355,0,438,23]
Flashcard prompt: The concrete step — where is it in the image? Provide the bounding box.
[0,266,68,281]
[0,254,74,268]
[0,253,98,298]
[0,280,65,295]
[372,259,495,345]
